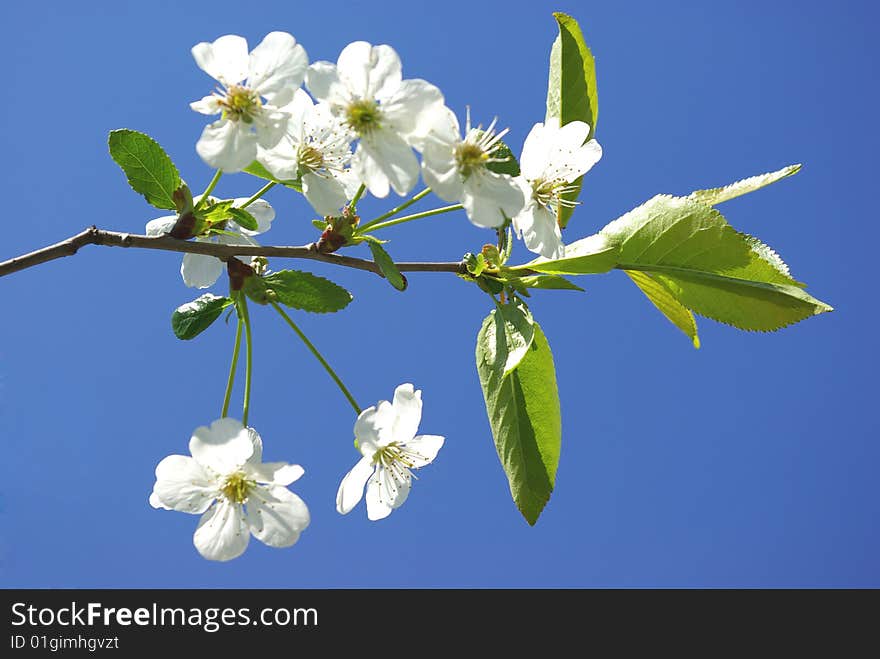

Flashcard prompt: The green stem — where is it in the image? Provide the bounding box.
[359,188,432,231]
[238,294,254,426]
[195,170,223,211]
[221,316,244,418]
[360,204,462,234]
[349,184,367,208]
[240,181,277,208]
[270,301,362,415]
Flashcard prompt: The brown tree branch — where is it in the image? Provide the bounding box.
[0,227,469,279]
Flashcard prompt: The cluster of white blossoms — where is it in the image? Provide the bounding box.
[149,30,602,560]
[151,385,442,561]
[169,31,603,272]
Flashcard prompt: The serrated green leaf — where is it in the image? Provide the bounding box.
[511,234,619,275]
[625,270,699,348]
[604,194,832,331]
[108,129,181,210]
[517,274,585,292]
[243,161,303,192]
[545,12,598,228]
[689,164,801,207]
[368,241,407,291]
[477,315,561,526]
[262,270,352,313]
[228,207,259,232]
[171,294,232,340]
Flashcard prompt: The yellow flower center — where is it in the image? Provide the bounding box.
[455,142,488,179]
[298,145,325,173]
[346,99,382,135]
[220,86,262,123]
[220,472,255,504]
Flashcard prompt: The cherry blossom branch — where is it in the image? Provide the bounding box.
[0,227,470,279]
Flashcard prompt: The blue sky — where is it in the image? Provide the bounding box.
[1,0,877,587]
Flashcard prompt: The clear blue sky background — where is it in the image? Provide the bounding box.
[1,0,876,587]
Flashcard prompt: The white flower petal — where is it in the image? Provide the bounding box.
[145,215,177,237]
[152,454,217,514]
[364,470,393,521]
[391,383,422,444]
[546,138,602,183]
[520,122,552,181]
[336,456,374,514]
[248,32,308,107]
[306,61,347,104]
[247,461,304,486]
[193,500,249,561]
[421,142,463,203]
[302,172,348,216]
[149,491,171,510]
[254,107,289,150]
[358,129,419,196]
[181,250,224,289]
[402,434,445,468]
[192,35,249,85]
[337,41,401,100]
[553,120,591,153]
[381,79,445,147]
[258,135,299,181]
[365,465,411,520]
[351,145,389,198]
[354,400,395,454]
[516,201,564,259]
[461,171,525,228]
[247,486,310,547]
[196,119,258,173]
[189,418,254,475]
[419,105,460,150]
[190,94,222,116]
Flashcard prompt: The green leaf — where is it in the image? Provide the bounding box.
[368,241,407,291]
[625,270,700,348]
[496,298,535,376]
[228,207,259,232]
[517,274,585,292]
[108,129,181,210]
[171,294,232,340]
[477,316,561,526]
[604,194,832,331]
[262,270,353,313]
[243,161,303,192]
[484,138,521,177]
[688,164,801,207]
[545,12,598,228]
[510,234,619,275]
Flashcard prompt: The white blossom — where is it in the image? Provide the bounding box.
[336,384,444,521]
[259,89,359,215]
[306,41,444,198]
[191,32,308,172]
[421,107,525,228]
[512,118,602,259]
[150,418,310,562]
[145,197,274,289]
